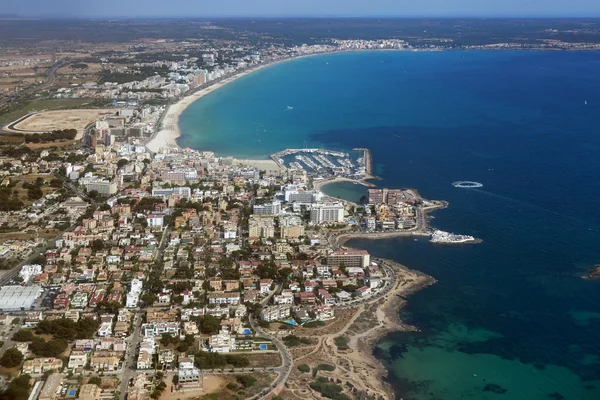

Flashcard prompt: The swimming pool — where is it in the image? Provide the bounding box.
[68,389,77,397]
[259,344,268,350]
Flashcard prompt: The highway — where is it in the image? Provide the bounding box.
[0,61,64,112]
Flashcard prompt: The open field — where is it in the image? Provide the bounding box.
[4,108,114,138]
[0,98,106,126]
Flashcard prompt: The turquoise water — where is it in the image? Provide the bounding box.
[180,51,600,399]
[320,181,368,204]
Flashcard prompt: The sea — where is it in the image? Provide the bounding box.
[179,50,600,400]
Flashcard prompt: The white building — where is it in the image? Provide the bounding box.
[206,331,235,353]
[126,279,143,308]
[146,213,164,228]
[310,203,345,224]
[19,264,42,283]
[253,201,281,215]
[260,305,291,322]
[142,322,180,337]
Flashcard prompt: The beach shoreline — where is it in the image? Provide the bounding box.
[145,52,339,154]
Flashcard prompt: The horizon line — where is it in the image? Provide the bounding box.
[4,14,600,20]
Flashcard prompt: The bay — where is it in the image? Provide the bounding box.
[179,50,600,399]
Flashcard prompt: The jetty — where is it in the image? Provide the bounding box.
[354,147,373,176]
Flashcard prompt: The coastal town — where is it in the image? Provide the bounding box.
[0,19,493,400]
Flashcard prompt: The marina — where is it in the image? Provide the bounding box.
[270,148,367,179]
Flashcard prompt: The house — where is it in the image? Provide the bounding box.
[304,281,317,292]
[178,368,202,387]
[53,293,70,309]
[142,322,180,337]
[207,291,240,306]
[90,355,120,371]
[260,305,291,322]
[297,291,317,304]
[178,354,195,369]
[336,290,352,302]
[355,286,371,297]
[75,339,95,351]
[312,305,335,321]
[137,352,152,370]
[78,384,102,400]
[97,322,113,337]
[68,351,88,369]
[273,294,294,305]
[259,279,273,295]
[223,280,239,292]
[71,292,89,309]
[22,358,63,375]
[208,277,222,290]
[183,321,199,335]
[206,332,235,353]
[158,349,176,368]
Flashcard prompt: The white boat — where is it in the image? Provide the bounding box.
[430,230,480,244]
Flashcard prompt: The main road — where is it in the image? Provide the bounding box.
[246,284,293,400]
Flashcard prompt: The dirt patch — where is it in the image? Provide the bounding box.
[244,352,282,368]
[5,109,114,138]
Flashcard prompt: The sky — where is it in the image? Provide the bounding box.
[2,0,600,18]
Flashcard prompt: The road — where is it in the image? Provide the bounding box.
[118,312,143,400]
[0,61,64,112]
[245,284,293,400]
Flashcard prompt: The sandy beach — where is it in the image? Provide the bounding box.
[146,54,326,154]
[312,176,377,191]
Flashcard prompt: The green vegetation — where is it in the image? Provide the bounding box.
[35,317,100,341]
[21,129,77,144]
[29,337,68,357]
[282,335,312,347]
[303,320,326,328]
[195,351,249,370]
[0,374,31,400]
[334,336,349,347]
[0,347,24,368]
[309,378,351,400]
[12,329,34,342]
[234,375,256,388]
[312,363,336,377]
[297,364,310,373]
[88,376,102,385]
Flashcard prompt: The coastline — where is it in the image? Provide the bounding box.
[146,52,338,154]
[287,253,435,400]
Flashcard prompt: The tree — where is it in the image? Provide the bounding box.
[88,190,99,199]
[198,315,221,335]
[140,293,155,305]
[12,329,34,342]
[235,375,256,388]
[117,159,129,169]
[91,239,105,252]
[88,377,102,386]
[0,374,30,400]
[0,348,23,367]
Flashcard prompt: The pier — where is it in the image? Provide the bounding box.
[353,147,373,176]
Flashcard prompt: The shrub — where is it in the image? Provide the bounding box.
[234,375,256,388]
[297,364,310,373]
[0,348,23,368]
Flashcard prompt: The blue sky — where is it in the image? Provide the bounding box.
[2,0,599,18]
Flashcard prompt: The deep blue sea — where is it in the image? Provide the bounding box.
[180,51,600,400]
